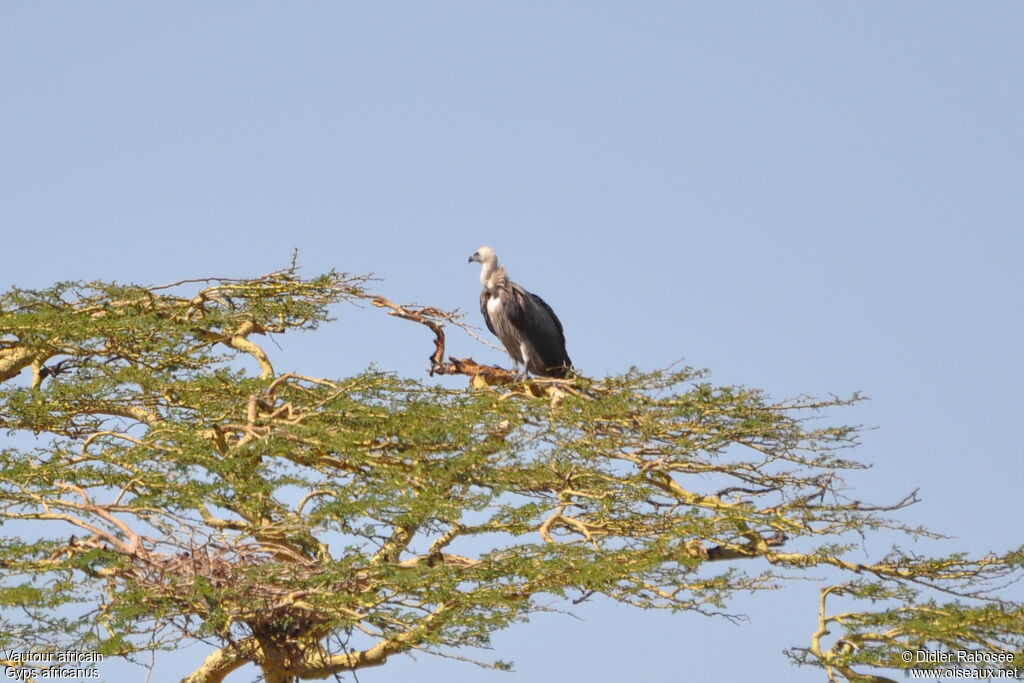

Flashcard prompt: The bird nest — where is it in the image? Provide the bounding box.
[113,541,367,641]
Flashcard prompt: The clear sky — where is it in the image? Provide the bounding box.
[2,3,1022,682]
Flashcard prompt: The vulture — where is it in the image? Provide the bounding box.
[468,246,572,378]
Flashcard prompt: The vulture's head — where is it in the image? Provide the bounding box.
[468,246,497,266]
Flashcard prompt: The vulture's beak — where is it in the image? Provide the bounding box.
[468,253,479,264]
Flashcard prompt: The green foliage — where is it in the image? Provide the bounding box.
[0,268,1020,682]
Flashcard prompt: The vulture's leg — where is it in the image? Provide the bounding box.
[517,343,534,380]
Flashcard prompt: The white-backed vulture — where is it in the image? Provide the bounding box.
[468,246,572,378]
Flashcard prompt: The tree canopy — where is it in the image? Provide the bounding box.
[1,268,1021,683]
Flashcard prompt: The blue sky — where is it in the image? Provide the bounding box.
[2,3,1022,681]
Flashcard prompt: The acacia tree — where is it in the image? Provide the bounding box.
[0,268,1020,683]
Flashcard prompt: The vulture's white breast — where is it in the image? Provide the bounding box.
[486,295,503,317]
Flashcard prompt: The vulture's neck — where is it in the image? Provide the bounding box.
[480,260,507,293]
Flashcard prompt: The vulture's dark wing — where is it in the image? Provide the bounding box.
[507,284,572,376]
